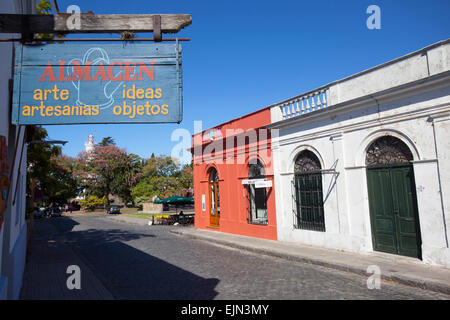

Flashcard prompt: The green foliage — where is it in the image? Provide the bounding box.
[175,163,193,189]
[35,0,66,41]
[27,129,193,211]
[75,145,143,205]
[131,155,192,203]
[71,140,193,208]
[133,195,155,209]
[79,195,107,211]
[97,137,116,147]
[35,0,55,40]
[46,155,80,204]
[110,153,143,206]
[131,175,181,200]
[36,0,52,14]
[27,126,79,206]
[142,155,180,178]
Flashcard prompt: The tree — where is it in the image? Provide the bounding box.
[131,175,181,201]
[131,155,193,203]
[110,153,143,206]
[75,145,142,205]
[97,137,116,147]
[175,163,193,189]
[142,155,180,178]
[27,126,79,206]
[79,195,106,211]
[46,154,80,204]
[133,195,155,209]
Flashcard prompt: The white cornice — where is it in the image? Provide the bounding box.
[268,71,450,131]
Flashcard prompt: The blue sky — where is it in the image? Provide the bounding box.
[44,0,450,163]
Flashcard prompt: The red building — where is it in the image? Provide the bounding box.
[191,108,277,240]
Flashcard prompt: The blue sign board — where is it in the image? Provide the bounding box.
[12,42,183,124]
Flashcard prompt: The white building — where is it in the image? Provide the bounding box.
[75,134,96,201]
[269,39,450,268]
[0,0,35,299]
[84,134,95,154]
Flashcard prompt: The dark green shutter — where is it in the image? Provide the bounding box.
[294,172,325,232]
[366,164,421,258]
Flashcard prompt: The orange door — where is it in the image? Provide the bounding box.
[209,182,220,226]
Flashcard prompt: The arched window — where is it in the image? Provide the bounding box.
[209,167,219,182]
[366,136,413,166]
[294,150,321,172]
[249,160,265,179]
[247,159,268,224]
[293,150,325,231]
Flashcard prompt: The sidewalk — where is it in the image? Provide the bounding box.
[170,228,450,295]
[20,219,114,299]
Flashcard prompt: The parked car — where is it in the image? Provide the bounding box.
[33,207,43,219]
[106,205,120,214]
[50,206,62,217]
[41,207,52,218]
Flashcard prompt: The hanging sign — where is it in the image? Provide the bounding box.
[241,179,262,185]
[255,180,272,188]
[242,179,272,188]
[11,42,183,125]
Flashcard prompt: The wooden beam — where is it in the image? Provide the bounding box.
[0,14,192,34]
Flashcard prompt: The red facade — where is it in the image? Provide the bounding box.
[192,108,277,240]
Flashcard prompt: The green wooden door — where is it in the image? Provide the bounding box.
[366,164,421,258]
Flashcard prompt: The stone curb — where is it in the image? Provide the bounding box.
[170,229,450,295]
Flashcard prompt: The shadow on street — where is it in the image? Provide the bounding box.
[22,217,219,300]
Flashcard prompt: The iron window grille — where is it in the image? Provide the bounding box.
[293,171,325,232]
[293,150,325,232]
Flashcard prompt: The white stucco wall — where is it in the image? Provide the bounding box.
[433,114,450,244]
[270,41,450,267]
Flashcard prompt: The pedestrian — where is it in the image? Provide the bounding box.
[178,210,184,224]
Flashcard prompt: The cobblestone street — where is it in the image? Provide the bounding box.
[20,216,450,300]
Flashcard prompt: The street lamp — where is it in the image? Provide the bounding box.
[28,140,68,145]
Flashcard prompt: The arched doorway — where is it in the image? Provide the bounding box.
[365,136,422,258]
[208,168,220,227]
[293,150,325,232]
